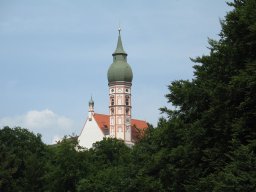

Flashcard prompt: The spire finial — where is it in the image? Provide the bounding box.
[118,23,121,35]
[113,24,126,55]
[89,95,94,106]
[88,96,94,115]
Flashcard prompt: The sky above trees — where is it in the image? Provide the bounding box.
[0,0,232,143]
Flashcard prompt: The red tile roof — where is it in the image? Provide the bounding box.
[93,113,148,142]
[94,113,109,129]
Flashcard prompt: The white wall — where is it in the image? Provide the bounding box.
[78,116,105,149]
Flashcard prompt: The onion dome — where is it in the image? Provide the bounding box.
[107,29,133,83]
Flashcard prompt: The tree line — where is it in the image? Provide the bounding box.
[1,0,256,191]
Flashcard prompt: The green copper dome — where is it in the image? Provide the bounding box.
[107,30,133,83]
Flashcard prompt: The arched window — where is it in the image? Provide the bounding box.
[111,98,114,106]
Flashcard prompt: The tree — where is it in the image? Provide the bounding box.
[77,138,132,192]
[158,0,256,190]
[0,126,47,192]
[44,137,89,192]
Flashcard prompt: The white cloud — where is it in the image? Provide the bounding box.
[0,109,77,144]
[52,135,62,144]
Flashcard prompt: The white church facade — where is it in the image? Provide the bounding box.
[78,29,148,149]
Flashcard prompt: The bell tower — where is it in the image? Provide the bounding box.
[107,28,133,144]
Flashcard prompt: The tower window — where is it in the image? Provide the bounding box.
[111,98,114,106]
[126,89,128,92]
[125,95,130,106]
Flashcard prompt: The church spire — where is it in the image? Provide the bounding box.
[113,27,127,55]
[88,96,94,120]
[108,28,133,83]
[89,96,94,108]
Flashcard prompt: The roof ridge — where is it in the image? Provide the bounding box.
[93,113,109,116]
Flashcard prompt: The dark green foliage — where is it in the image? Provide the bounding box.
[156,0,256,190]
[44,137,89,192]
[128,0,256,191]
[0,126,47,192]
[77,138,133,192]
[77,164,129,192]
[198,142,256,192]
[90,138,131,166]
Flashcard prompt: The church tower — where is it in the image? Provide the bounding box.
[107,28,133,144]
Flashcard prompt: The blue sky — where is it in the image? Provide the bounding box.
[0,0,232,144]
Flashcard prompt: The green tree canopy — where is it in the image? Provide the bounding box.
[0,126,47,192]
